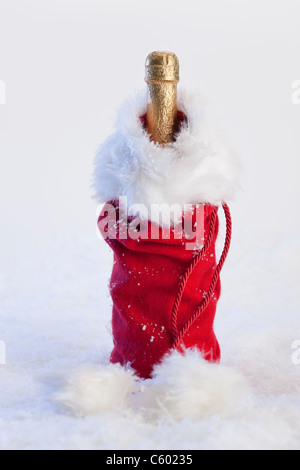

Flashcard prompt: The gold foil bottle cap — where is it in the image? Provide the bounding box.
[145,51,180,83]
[145,51,180,145]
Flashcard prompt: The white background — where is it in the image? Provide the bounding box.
[0,0,299,249]
[0,0,300,450]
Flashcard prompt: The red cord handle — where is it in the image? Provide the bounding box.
[171,204,232,350]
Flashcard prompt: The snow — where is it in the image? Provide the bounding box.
[0,0,300,451]
[0,227,299,450]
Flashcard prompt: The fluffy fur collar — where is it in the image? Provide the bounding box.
[92,88,239,220]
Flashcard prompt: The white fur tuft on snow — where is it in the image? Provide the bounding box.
[137,349,252,421]
[54,364,138,417]
[53,349,252,422]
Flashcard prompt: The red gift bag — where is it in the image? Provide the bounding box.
[93,89,238,379]
[98,201,231,379]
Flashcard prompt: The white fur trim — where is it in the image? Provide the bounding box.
[92,88,239,223]
[137,349,252,421]
[53,364,138,417]
[52,349,252,420]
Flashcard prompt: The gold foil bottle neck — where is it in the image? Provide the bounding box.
[145,51,180,82]
[145,51,180,145]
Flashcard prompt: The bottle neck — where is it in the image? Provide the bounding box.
[146,81,178,145]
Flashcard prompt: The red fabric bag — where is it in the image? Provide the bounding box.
[98,201,231,379]
[93,90,237,379]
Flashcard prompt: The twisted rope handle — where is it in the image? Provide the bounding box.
[171,204,232,350]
